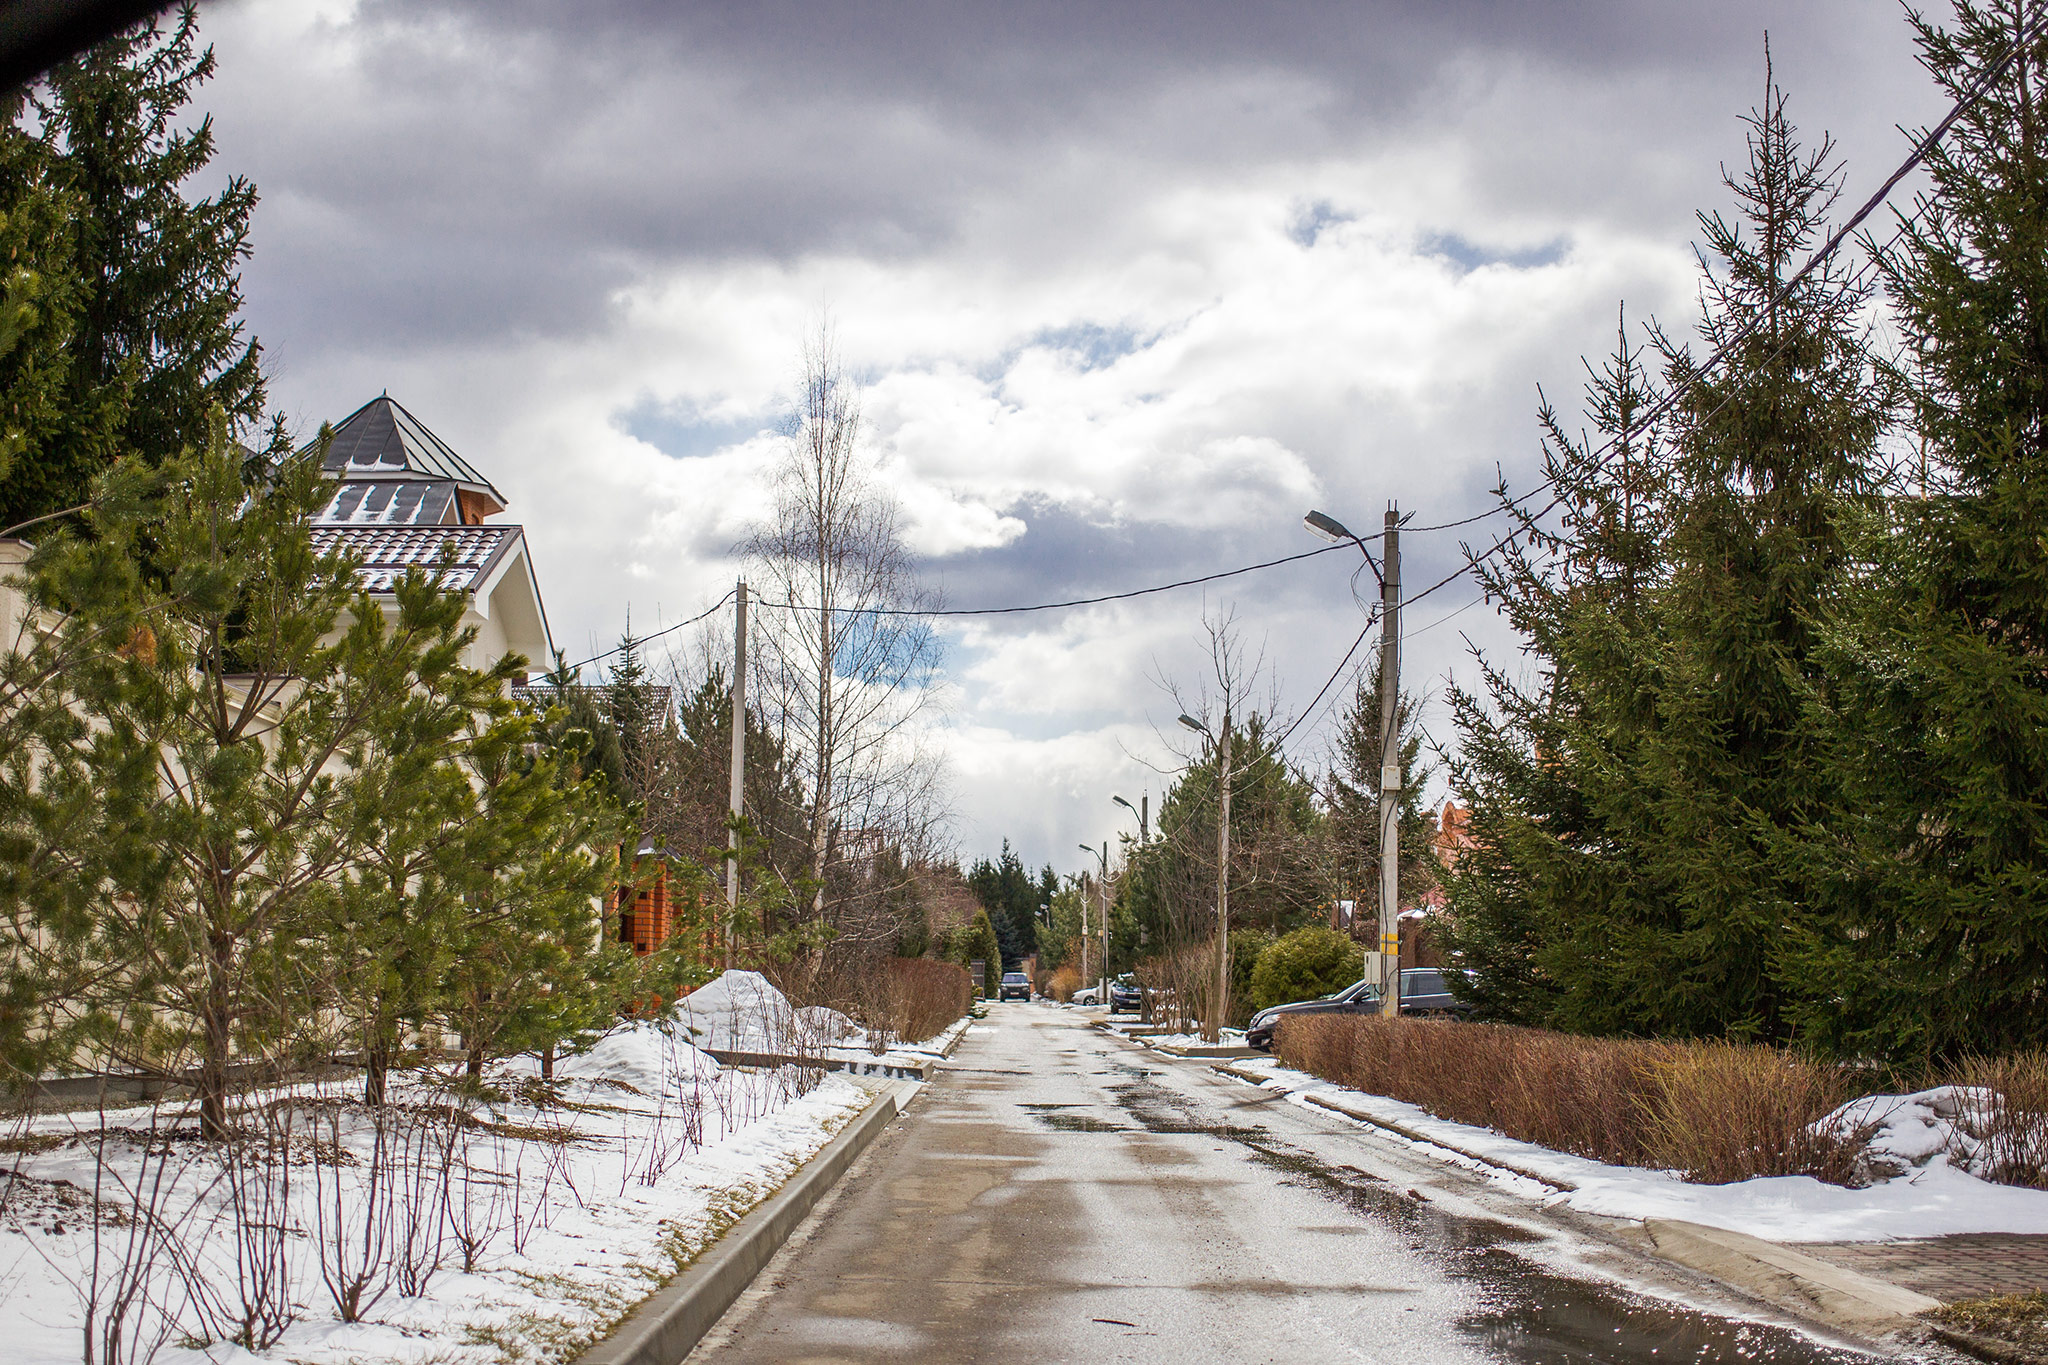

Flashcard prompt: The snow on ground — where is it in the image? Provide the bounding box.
[0,991,891,1365]
[1225,1055,2048,1244]
[673,970,965,1072]
[1130,1028,1246,1049]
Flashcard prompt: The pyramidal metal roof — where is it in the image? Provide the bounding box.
[319,396,505,508]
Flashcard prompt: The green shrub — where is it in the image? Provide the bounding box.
[1248,925,1362,1015]
[1229,929,1272,1026]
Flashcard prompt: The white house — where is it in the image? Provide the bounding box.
[309,395,554,678]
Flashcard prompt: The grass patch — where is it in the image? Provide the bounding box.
[1929,1291,2048,1357]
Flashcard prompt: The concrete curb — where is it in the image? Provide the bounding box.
[1204,1063,1944,1346]
[1643,1219,1941,1336]
[1205,1062,1579,1193]
[573,1081,913,1365]
[704,1049,931,1081]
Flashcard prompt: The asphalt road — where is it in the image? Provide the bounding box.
[688,1005,1899,1364]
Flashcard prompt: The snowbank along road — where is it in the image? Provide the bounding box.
[687,1005,1942,1363]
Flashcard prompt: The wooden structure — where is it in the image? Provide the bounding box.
[618,857,676,956]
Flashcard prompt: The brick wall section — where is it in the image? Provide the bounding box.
[619,863,672,955]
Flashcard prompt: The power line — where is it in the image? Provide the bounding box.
[1276,609,1380,749]
[566,588,737,673]
[1420,17,2040,610]
[755,540,1356,618]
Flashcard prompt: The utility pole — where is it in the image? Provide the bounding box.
[1377,508,1402,1018]
[1140,793,1149,843]
[1098,841,1110,1006]
[1214,711,1233,1043]
[1079,872,1092,989]
[725,580,748,971]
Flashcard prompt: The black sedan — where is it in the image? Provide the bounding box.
[1246,969,1471,1050]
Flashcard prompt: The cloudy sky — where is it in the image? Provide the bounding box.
[195,0,1941,873]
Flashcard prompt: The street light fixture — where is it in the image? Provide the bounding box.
[1112,793,1148,844]
[1305,508,1382,587]
[1079,842,1110,1006]
[1176,712,1233,1044]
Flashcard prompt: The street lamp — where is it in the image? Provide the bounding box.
[1112,793,1149,843]
[1178,711,1233,1044]
[1079,842,1110,1006]
[1303,509,1382,587]
[1306,504,1403,1018]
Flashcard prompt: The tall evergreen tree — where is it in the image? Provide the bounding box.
[1443,69,1883,1039]
[1795,2,2048,1060]
[1437,316,1671,1029]
[0,6,263,530]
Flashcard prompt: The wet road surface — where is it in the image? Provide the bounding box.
[689,1005,1910,1364]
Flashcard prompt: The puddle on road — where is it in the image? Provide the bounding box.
[1087,1069,1887,1365]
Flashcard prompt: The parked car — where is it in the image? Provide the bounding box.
[1245,977,1376,1050]
[1109,974,1142,1012]
[1396,968,1473,1016]
[998,971,1032,1002]
[1071,984,1100,1006]
[1246,970,1473,1049]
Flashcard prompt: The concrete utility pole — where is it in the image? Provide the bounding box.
[1377,508,1402,1018]
[1214,713,1232,1043]
[1099,842,1111,1005]
[1079,872,1092,988]
[725,580,748,970]
[1080,842,1111,1005]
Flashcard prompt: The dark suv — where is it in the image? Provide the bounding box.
[1109,974,1142,1012]
[1246,969,1471,1050]
[997,971,1032,1002]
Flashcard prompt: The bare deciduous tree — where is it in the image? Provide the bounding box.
[741,325,947,946]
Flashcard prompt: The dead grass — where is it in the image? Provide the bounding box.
[1949,1053,2048,1191]
[1274,1015,1867,1184]
[1928,1291,2048,1356]
[1045,965,1082,1004]
[883,959,972,1043]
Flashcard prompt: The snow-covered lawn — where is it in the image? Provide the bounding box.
[0,974,904,1365]
[1226,1054,2048,1244]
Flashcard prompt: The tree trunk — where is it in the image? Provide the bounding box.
[363,1033,390,1107]
[465,1042,484,1082]
[539,1044,555,1081]
[199,932,234,1141]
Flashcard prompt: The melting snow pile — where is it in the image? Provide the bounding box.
[675,969,864,1053]
[555,1010,723,1095]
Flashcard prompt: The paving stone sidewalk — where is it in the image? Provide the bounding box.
[1804,1235,2048,1303]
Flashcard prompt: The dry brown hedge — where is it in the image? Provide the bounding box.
[882,958,972,1043]
[1274,1014,1869,1184]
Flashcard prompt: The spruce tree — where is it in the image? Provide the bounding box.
[1325,657,1438,921]
[1797,2,2048,1060]
[0,6,263,529]
[1437,315,1670,1030]
[1634,69,1884,1041]
[1433,74,1875,1035]
[1441,70,1882,1038]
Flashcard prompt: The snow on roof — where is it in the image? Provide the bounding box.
[315,479,457,526]
[311,524,518,593]
[317,395,505,511]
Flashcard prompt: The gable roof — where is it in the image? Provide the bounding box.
[319,396,505,512]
